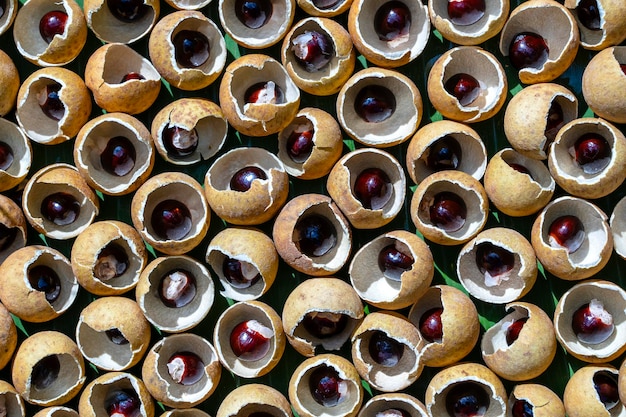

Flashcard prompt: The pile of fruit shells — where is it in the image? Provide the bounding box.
[0,0,626,415]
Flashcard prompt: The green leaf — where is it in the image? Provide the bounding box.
[361,379,373,396]
[433,29,443,43]
[225,34,242,59]
[357,55,368,69]
[235,130,242,144]
[478,314,496,331]
[414,228,424,240]
[227,297,235,307]
[89,362,100,375]
[291,406,301,417]
[552,292,559,308]
[509,84,523,96]
[161,78,173,97]
[363,304,370,315]
[144,241,157,258]
[343,139,355,152]
[430,111,443,122]
[491,211,500,223]
[409,184,418,193]
[38,233,49,246]
[567,362,575,377]
[11,314,28,336]
[434,262,465,293]
[96,190,105,201]
[156,402,166,412]
[537,261,546,280]
[583,106,595,118]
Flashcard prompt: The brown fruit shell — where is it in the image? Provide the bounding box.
[336,67,422,147]
[351,311,424,392]
[484,148,555,217]
[148,11,226,91]
[70,220,148,296]
[357,393,428,417]
[503,82,578,160]
[219,54,300,136]
[582,47,626,124]
[276,107,343,180]
[289,354,363,417]
[0,303,17,371]
[16,67,91,145]
[84,43,161,115]
[621,358,626,406]
[78,372,154,417]
[160,410,211,417]
[282,277,364,357]
[13,0,86,66]
[282,17,355,96]
[0,193,27,266]
[204,147,289,225]
[216,383,292,417]
[142,333,221,408]
[272,193,352,276]
[406,120,487,184]
[0,119,31,193]
[610,196,626,260]
[425,362,507,417]
[0,245,78,323]
[11,331,85,406]
[33,407,79,417]
[499,0,579,84]
[213,300,285,378]
[0,50,19,116]
[0,380,25,417]
[548,117,626,199]
[165,0,212,10]
[76,296,151,371]
[408,285,480,367]
[219,0,295,49]
[206,227,278,301]
[410,170,489,246]
[297,0,352,17]
[563,364,624,417]
[427,46,507,123]
[349,0,430,67]
[0,0,17,36]
[22,163,99,240]
[349,229,434,310]
[326,148,406,229]
[131,171,210,255]
[136,255,215,333]
[481,302,556,381]
[554,279,626,363]
[84,0,158,43]
[151,98,228,165]
[531,196,613,281]
[457,227,537,304]
[428,0,509,45]
[508,384,565,417]
[564,0,626,50]
[74,112,155,196]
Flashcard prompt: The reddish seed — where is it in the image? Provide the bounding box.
[354,85,396,123]
[105,328,129,345]
[593,371,620,409]
[508,163,532,177]
[106,0,148,22]
[173,30,210,68]
[509,32,549,71]
[39,10,67,43]
[353,168,392,210]
[31,355,60,390]
[444,73,480,107]
[230,166,267,192]
[291,30,333,72]
[294,215,337,257]
[162,125,199,158]
[447,0,485,26]
[150,199,192,240]
[27,265,61,303]
[100,136,136,177]
[374,1,411,42]
[244,81,285,105]
[548,215,585,253]
[159,269,197,308]
[38,83,65,121]
[0,141,14,171]
[378,244,414,280]
[429,191,467,232]
[511,399,533,417]
[167,351,204,385]
[230,320,273,361]
[302,311,347,339]
[419,307,444,343]
[368,330,404,367]
[222,257,261,289]
[312,0,340,9]
[286,128,314,163]
[445,382,490,417]
[235,0,272,29]
[571,300,614,344]
[94,243,129,281]
[572,133,611,174]
[475,242,515,284]
[309,366,345,407]
[545,101,564,142]
[576,0,601,30]
[505,317,528,345]
[426,135,462,172]
[41,192,80,226]
[105,389,140,417]
[620,64,626,76]
[120,72,145,83]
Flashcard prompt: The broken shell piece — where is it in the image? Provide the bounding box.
[0,50,19,117]
[554,280,626,363]
[0,0,17,36]
[358,393,428,417]
[78,372,154,417]
[297,0,352,17]
[165,0,212,10]
[0,194,27,265]
[582,47,626,124]
[0,245,78,323]
[349,230,433,310]
[564,364,624,417]
[84,0,158,43]
[142,333,221,408]
[282,278,363,357]
[76,297,151,371]
[216,384,292,417]
[0,119,31,192]
[0,303,17,371]
[136,255,215,333]
[564,0,626,50]
[214,300,285,378]
[33,406,80,417]
[428,0,508,45]
[161,410,211,417]
[457,227,537,304]
[11,331,85,406]
[609,195,626,260]
[0,380,25,417]
[508,384,565,417]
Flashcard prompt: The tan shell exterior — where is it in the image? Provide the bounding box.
[131,171,210,255]
[0,380,26,417]
[429,0,509,45]
[0,303,17,371]
[0,245,78,323]
[504,83,578,160]
[219,54,300,136]
[84,0,158,44]
[499,0,579,84]
[216,383,292,417]
[84,43,161,115]
[11,331,85,406]
[457,227,537,304]
[289,354,363,417]
[0,50,18,116]
[349,0,430,67]
[33,406,80,417]
[297,0,352,17]
[282,277,363,357]
[482,302,556,381]
[427,46,507,123]
[0,118,31,193]
[13,0,86,66]
[276,107,344,180]
[164,0,211,10]
[160,410,211,417]
[621,358,626,406]
[282,17,355,95]
[564,364,625,417]
[565,0,626,49]
[16,67,91,145]
[0,193,27,265]
[349,229,434,310]
[351,311,424,392]
[531,196,613,281]
[357,393,428,417]
[408,285,480,367]
[142,334,221,408]
[610,196,626,260]
[78,372,154,417]
[327,148,406,229]
[0,0,17,36]
[70,220,148,296]
[582,47,626,124]
[76,296,151,371]
[554,280,626,363]
[426,362,507,416]
[22,163,99,240]
[484,148,555,217]
[272,193,352,276]
[509,384,565,417]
